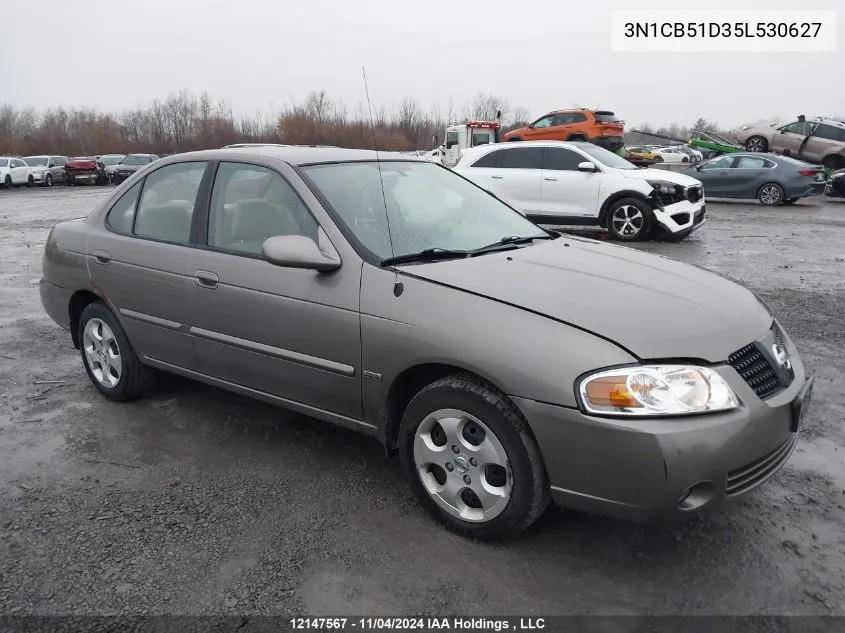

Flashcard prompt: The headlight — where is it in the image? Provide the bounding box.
[646,180,676,195]
[579,365,739,417]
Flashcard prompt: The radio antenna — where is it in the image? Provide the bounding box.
[362,66,402,294]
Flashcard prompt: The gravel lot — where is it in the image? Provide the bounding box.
[0,187,844,618]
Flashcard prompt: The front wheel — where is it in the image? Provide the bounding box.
[78,302,156,401]
[45,173,53,187]
[26,176,34,188]
[758,183,784,206]
[398,375,549,541]
[607,197,653,241]
[2,175,10,189]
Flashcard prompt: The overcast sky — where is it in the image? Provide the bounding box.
[3,0,842,128]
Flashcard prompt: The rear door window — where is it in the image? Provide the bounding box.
[471,150,505,168]
[106,182,142,234]
[814,124,845,142]
[133,162,207,244]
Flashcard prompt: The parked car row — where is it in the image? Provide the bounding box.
[0,153,160,189]
[624,145,703,164]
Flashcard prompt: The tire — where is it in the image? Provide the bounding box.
[26,176,34,188]
[606,197,653,241]
[78,302,156,402]
[567,135,587,142]
[398,374,549,541]
[745,136,768,153]
[2,175,10,189]
[45,173,53,187]
[682,156,689,163]
[758,182,784,206]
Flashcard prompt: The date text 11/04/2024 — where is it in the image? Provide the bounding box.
[623,22,823,38]
[289,617,546,631]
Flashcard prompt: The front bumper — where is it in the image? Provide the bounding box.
[513,325,809,522]
[30,171,46,183]
[67,172,102,184]
[652,199,706,235]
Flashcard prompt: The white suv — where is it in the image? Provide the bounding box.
[0,157,33,189]
[454,141,706,241]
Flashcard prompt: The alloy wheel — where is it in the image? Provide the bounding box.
[611,205,644,237]
[413,408,512,523]
[82,318,122,388]
[759,185,782,205]
[746,137,766,152]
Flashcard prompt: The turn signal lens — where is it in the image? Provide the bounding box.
[579,365,739,417]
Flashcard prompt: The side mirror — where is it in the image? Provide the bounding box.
[262,228,341,272]
[577,161,598,172]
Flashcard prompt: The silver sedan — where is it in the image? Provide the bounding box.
[39,146,814,539]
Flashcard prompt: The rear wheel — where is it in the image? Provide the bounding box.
[607,197,653,241]
[758,183,784,206]
[745,136,768,152]
[45,173,53,187]
[78,302,156,401]
[399,374,549,540]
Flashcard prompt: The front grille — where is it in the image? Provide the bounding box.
[728,343,781,398]
[726,434,797,496]
[687,186,703,203]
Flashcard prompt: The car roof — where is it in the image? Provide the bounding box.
[160,145,424,166]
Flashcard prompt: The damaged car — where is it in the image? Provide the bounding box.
[825,168,845,198]
[64,156,109,186]
[38,146,813,539]
[735,116,845,170]
[454,141,705,241]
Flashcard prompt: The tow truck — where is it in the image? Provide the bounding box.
[442,112,502,168]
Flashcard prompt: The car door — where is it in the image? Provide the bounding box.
[86,160,209,370]
[10,159,28,184]
[540,146,602,220]
[188,160,362,419]
[803,123,845,164]
[729,155,773,197]
[523,115,555,141]
[693,155,737,197]
[485,147,544,214]
[770,120,817,157]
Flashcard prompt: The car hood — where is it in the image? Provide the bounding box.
[402,237,771,362]
[619,167,702,187]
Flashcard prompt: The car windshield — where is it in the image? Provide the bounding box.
[24,156,48,166]
[121,155,150,165]
[594,112,619,123]
[574,143,638,170]
[302,160,547,262]
[100,155,124,165]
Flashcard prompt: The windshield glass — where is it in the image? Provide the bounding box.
[24,156,49,166]
[100,155,124,165]
[594,112,619,123]
[121,155,149,165]
[573,143,638,170]
[302,161,547,262]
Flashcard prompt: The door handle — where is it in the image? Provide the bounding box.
[491,175,504,179]
[92,249,111,265]
[544,177,558,181]
[719,171,728,175]
[194,270,219,289]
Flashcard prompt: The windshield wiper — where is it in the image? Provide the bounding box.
[468,234,553,256]
[380,248,470,267]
